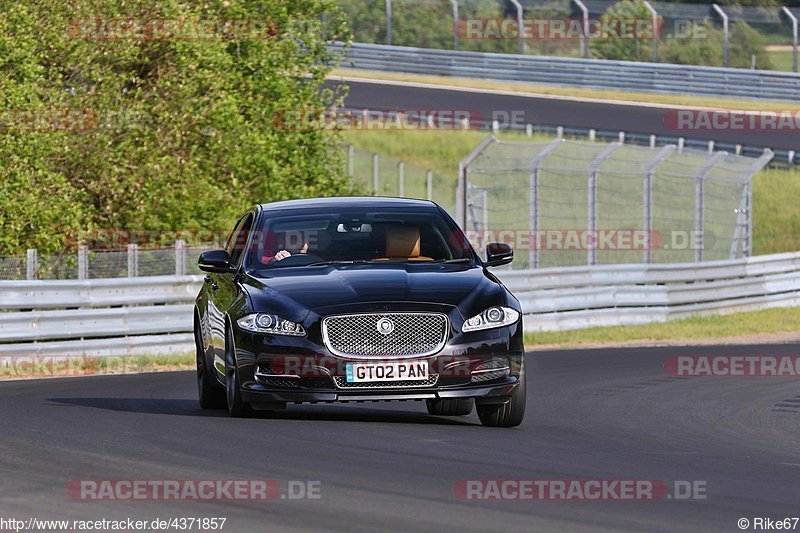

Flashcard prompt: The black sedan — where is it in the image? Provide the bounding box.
[194,197,525,427]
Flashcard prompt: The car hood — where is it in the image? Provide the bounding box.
[243,263,505,318]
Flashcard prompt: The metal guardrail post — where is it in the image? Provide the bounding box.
[783,7,798,73]
[78,245,88,280]
[450,0,459,50]
[642,0,659,62]
[587,143,622,266]
[175,240,186,276]
[643,146,675,264]
[127,243,139,277]
[572,0,589,58]
[26,249,37,280]
[385,0,392,46]
[426,170,433,200]
[509,0,524,54]
[398,162,405,197]
[529,139,564,269]
[694,153,725,262]
[712,4,728,68]
[372,153,379,195]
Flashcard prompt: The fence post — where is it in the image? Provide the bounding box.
[643,146,675,263]
[587,143,622,266]
[175,240,186,276]
[347,144,354,178]
[78,245,88,280]
[783,7,799,73]
[712,4,728,68]
[426,170,433,200]
[457,133,496,229]
[572,0,589,58]
[694,153,725,262]
[450,0,459,50]
[385,0,392,45]
[127,243,139,277]
[529,139,564,269]
[642,0,659,62]
[372,153,379,195]
[398,162,405,197]
[26,249,37,280]
[509,0,524,54]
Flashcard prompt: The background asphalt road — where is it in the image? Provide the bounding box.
[2,343,799,532]
[335,80,800,151]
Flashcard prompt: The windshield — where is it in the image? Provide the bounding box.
[246,206,475,269]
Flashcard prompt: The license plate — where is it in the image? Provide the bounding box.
[345,361,428,383]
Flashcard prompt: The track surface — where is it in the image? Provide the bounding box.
[2,343,800,532]
[336,79,800,151]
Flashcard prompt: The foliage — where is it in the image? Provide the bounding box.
[0,0,351,254]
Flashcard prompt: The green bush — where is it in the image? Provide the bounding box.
[659,20,772,69]
[0,0,351,255]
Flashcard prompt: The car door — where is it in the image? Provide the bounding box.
[209,212,255,375]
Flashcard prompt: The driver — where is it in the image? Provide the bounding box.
[268,241,308,263]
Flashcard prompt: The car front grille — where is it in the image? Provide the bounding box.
[322,312,448,358]
[333,374,439,389]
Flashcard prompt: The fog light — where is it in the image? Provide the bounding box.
[471,358,510,383]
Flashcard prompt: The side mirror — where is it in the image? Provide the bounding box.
[485,243,513,267]
[198,249,235,274]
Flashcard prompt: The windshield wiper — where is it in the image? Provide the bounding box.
[430,258,471,264]
[306,260,372,267]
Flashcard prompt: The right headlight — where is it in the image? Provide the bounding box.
[237,314,306,336]
[461,306,520,332]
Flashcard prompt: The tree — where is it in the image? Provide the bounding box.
[0,0,351,255]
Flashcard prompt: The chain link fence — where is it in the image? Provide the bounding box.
[3,139,773,278]
[459,135,773,269]
[1,243,207,281]
[344,143,457,215]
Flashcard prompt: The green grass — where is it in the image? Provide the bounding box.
[753,168,800,254]
[524,307,800,348]
[767,50,796,72]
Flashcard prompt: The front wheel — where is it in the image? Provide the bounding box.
[196,321,226,409]
[225,326,252,418]
[476,372,526,428]
[426,398,474,416]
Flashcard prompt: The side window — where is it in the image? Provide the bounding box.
[229,214,254,267]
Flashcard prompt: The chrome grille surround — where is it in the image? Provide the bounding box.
[321,312,448,358]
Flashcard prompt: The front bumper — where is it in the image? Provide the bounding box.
[232,320,524,405]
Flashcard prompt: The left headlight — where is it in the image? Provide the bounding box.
[237,314,306,337]
[462,306,520,332]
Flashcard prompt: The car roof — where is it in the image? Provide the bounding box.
[255,197,438,212]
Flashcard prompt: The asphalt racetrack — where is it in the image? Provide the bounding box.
[2,343,800,531]
[335,79,800,152]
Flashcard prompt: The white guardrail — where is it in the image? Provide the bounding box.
[0,252,799,355]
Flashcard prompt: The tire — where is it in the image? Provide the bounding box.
[224,325,253,418]
[476,371,526,428]
[426,398,474,416]
[196,319,226,409]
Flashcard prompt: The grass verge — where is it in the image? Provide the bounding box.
[0,353,195,380]
[332,68,800,112]
[524,307,800,349]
